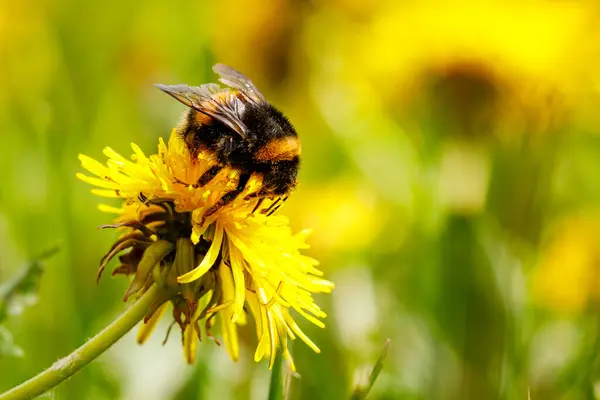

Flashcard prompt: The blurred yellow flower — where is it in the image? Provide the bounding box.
[211,0,299,84]
[364,1,590,88]
[0,0,58,109]
[314,0,599,135]
[77,130,333,370]
[287,179,383,255]
[532,215,600,313]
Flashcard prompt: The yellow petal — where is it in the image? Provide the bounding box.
[136,302,169,344]
[246,291,263,341]
[130,142,148,163]
[102,147,129,164]
[284,312,321,354]
[227,240,247,323]
[254,306,270,362]
[266,310,278,369]
[91,189,119,198]
[219,261,240,361]
[76,173,119,190]
[98,204,124,214]
[283,347,296,373]
[177,223,224,283]
[78,154,110,176]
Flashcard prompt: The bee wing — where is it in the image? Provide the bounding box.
[213,63,266,104]
[155,83,248,138]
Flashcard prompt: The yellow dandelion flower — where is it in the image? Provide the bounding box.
[532,215,600,314]
[310,0,599,137]
[77,130,334,369]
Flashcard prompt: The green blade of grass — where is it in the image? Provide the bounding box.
[350,338,391,400]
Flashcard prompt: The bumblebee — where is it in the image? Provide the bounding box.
[156,64,300,218]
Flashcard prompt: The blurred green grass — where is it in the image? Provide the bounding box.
[2,0,600,399]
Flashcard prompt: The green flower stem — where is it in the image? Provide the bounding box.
[268,351,284,400]
[0,284,162,400]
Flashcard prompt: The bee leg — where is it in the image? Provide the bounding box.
[197,165,223,187]
[136,194,175,219]
[251,197,265,214]
[262,197,282,215]
[265,196,288,216]
[242,191,264,214]
[266,204,282,216]
[201,173,251,225]
[243,191,260,201]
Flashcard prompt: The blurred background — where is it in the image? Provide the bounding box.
[2,0,600,399]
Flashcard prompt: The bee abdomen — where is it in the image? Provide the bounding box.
[255,137,301,163]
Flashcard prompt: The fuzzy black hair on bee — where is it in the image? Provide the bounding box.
[156,64,301,218]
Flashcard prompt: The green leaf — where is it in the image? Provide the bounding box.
[0,243,59,357]
[0,325,24,357]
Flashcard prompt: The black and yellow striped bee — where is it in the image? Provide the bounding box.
[156,64,300,217]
